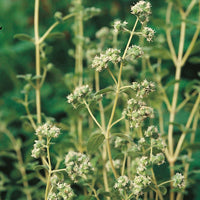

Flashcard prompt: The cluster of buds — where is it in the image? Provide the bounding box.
[91,48,121,72]
[136,156,149,174]
[132,79,155,98]
[132,175,151,196]
[114,175,151,197]
[48,175,75,200]
[67,85,92,108]
[113,20,128,33]
[65,151,94,182]
[131,1,151,24]
[123,98,154,128]
[31,139,46,159]
[151,153,165,165]
[114,176,133,196]
[172,173,185,189]
[125,45,143,61]
[36,123,61,139]
[144,125,158,138]
[142,27,155,42]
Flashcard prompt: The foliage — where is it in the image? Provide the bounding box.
[0,0,200,200]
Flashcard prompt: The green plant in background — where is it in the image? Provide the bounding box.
[0,0,200,200]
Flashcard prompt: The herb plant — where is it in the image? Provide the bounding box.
[0,0,200,200]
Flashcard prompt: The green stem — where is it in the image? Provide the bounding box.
[121,152,127,176]
[45,139,52,200]
[173,93,200,160]
[34,0,42,124]
[84,100,104,132]
[95,71,110,196]
[107,67,117,85]
[24,94,37,130]
[39,13,76,44]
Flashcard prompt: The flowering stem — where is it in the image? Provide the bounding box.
[151,168,164,200]
[84,100,104,132]
[107,17,139,134]
[39,13,76,44]
[95,71,110,196]
[121,152,127,176]
[45,138,52,200]
[107,67,117,85]
[24,94,37,131]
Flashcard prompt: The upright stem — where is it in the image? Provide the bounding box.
[105,18,139,179]
[34,0,42,124]
[74,0,83,86]
[45,139,52,200]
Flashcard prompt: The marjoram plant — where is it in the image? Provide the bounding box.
[1,0,200,200]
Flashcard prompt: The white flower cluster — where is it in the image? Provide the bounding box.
[132,79,155,98]
[142,27,155,42]
[36,123,61,138]
[151,153,165,165]
[132,175,151,196]
[65,151,94,182]
[131,1,151,24]
[114,176,133,194]
[31,139,46,158]
[136,156,149,174]
[91,48,121,72]
[125,45,143,61]
[144,125,158,137]
[123,98,154,128]
[48,180,75,200]
[172,173,185,189]
[67,85,92,108]
[113,20,128,33]
[114,175,151,197]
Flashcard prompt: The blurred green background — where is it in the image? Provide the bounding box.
[0,0,199,199]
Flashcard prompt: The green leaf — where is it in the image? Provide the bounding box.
[95,87,114,96]
[184,143,200,151]
[159,186,167,195]
[87,133,105,154]
[14,34,33,42]
[189,57,200,64]
[164,80,180,89]
[33,165,48,171]
[191,40,200,55]
[169,122,193,133]
[46,32,65,40]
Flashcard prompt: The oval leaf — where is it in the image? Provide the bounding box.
[14,34,33,42]
[95,87,114,96]
[87,133,105,154]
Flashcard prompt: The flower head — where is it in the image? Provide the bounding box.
[31,139,46,158]
[131,1,151,24]
[67,85,92,108]
[36,123,61,138]
[113,20,128,33]
[65,151,94,182]
[172,173,185,189]
[142,27,155,42]
[91,48,121,72]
